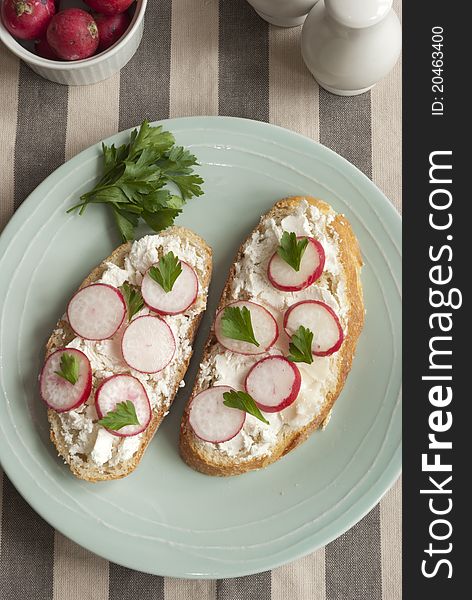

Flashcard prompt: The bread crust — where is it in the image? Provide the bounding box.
[179,197,364,476]
[46,227,212,482]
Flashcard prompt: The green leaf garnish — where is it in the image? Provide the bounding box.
[277,232,309,271]
[220,306,259,347]
[148,251,183,293]
[98,400,140,431]
[67,120,204,241]
[287,326,314,364]
[223,390,269,425]
[120,282,144,321]
[54,353,79,385]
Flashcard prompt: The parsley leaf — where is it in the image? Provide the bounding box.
[287,326,314,364]
[148,252,182,293]
[113,207,140,242]
[54,353,79,385]
[67,121,204,241]
[223,390,269,425]
[220,306,259,347]
[120,282,144,321]
[277,232,309,271]
[98,400,140,431]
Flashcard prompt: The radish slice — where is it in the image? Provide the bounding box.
[40,349,92,413]
[95,374,151,437]
[188,386,246,443]
[245,355,301,413]
[141,261,198,315]
[67,283,126,341]
[284,300,344,357]
[121,315,175,373]
[214,300,278,355]
[268,237,325,292]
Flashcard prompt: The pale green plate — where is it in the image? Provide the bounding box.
[0,117,401,578]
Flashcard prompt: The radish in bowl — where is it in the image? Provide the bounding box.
[84,0,133,15]
[47,8,99,60]
[1,0,55,40]
[95,11,130,51]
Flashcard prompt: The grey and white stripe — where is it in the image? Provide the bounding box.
[13,64,68,211]
[169,0,219,117]
[0,476,54,599]
[217,572,271,600]
[109,564,164,600]
[326,507,382,600]
[0,0,401,598]
[218,0,269,120]
[319,88,372,178]
[53,531,109,600]
[0,45,19,231]
[119,0,173,130]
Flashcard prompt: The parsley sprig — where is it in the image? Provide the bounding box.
[277,232,309,271]
[67,121,204,241]
[220,306,259,347]
[287,326,314,364]
[54,353,79,385]
[120,282,144,321]
[223,390,269,425]
[148,252,182,293]
[98,400,140,431]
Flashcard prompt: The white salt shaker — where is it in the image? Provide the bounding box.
[246,0,318,27]
[301,0,401,95]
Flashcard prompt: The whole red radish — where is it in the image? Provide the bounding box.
[47,8,99,61]
[84,0,133,16]
[1,0,55,40]
[95,11,130,51]
[35,35,57,59]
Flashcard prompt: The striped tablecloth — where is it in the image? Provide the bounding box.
[0,1,402,598]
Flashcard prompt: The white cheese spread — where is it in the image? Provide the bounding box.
[58,234,208,470]
[197,200,348,460]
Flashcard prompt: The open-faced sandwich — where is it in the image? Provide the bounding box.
[40,226,212,481]
[180,196,364,476]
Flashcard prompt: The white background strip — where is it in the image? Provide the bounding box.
[170,0,219,117]
[65,73,121,160]
[272,547,326,600]
[269,26,319,142]
[0,48,19,231]
[371,0,402,212]
[164,577,216,600]
[380,477,402,599]
[53,531,109,600]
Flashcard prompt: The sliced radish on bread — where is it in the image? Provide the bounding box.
[268,237,325,292]
[40,349,92,412]
[245,355,301,413]
[121,315,175,373]
[67,283,126,340]
[214,300,278,355]
[284,300,344,357]
[141,260,198,315]
[188,386,246,443]
[95,374,151,437]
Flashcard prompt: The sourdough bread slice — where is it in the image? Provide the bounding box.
[47,226,212,482]
[179,197,364,476]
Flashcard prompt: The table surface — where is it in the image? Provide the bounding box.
[0,1,402,598]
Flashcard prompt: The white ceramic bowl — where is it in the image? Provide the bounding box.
[0,0,147,85]
[246,0,318,27]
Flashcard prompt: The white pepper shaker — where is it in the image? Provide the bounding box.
[246,0,318,27]
[301,0,401,95]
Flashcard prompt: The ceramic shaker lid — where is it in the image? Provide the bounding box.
[326,0,392,29]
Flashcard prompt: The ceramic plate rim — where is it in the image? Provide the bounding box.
[0,116,401,578]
